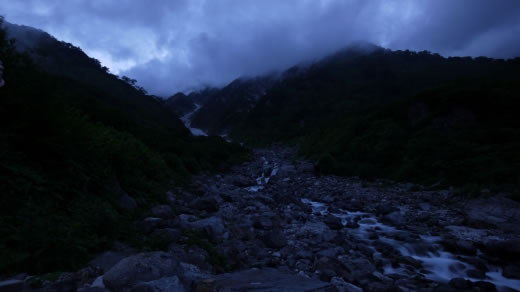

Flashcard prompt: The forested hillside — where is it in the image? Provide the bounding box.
[0,20,247,274]
[193,46,520,193]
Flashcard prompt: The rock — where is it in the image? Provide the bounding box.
[317,247,342,258]
[0,279,24,292]
[211,268,334,291]
[91,276,105,288]
[319,269,336,282]
[398,256,422,269]
[382,211,406,226]
[442,239,477,256]
[129,276,186,292]
[323,215,343,230]
[136,217,163,234]
[166,191,177,204]
[330,277,362,292]
[119,193,137,209]
[189,196,219,213]
[151,228,181,243]
[78,288,111,292]
[483,239,520,260]
[103,252,183,291]
[448,277,471,290]
[189,217,227,241]
[89,246,137,273]
[466,269,486,279]
[193,278,216,292]
[253,217,274,230]
[264,229,287,249]
[376,205,398,215]
[151,205,174,219]
[503,265,520,279]
[472,281,497,292]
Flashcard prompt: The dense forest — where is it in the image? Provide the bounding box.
[0,19,248,274]
[190,45,520,195]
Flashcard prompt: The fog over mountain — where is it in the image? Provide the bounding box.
[2,0,520,95]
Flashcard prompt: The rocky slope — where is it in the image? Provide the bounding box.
[4,147,520,292]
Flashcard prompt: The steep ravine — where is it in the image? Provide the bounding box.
[3,147,519,291]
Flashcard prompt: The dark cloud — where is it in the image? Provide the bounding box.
[2,0,520,95]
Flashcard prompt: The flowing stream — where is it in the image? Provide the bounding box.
[180,104,208,136]
[301,198,520,291]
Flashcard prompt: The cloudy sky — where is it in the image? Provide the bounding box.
[2,0,520,95]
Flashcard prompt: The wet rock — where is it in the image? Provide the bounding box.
[189,196,219,213]
[398,256,423,269]
[485,239,520,260]
[264,229,287,249]
[448,277,471,290]
[103,252,183,291]
[0,279,24,292]
[323,215,343,230]
[129,276,186,292]
[382,211,406,226]
[151,205,174,219]
[472,281,497,292]
[503,265,520,279]
[466,269,485,279]
[442,239,477,256]
[375,205,398,216]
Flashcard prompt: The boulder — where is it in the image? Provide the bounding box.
[190,217,227,241]
[503,265,520,279]
[466,269,485,279]
[263,229,287,249]
[330,277,362,292]
[210,268,334,291]
[253,217,274,230]
[152,205,174,219]
[189,196,219,213]
[103,252,183,291]
[472,281,497,292]
[0,279,24,292]
[136,217,163,234]
[151,228,182,243]
[323,215,343,230]
[129,276,186,292]
[382,211,406,226]
[448,277,471,290]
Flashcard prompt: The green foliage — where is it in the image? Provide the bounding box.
[0,22,248,275]
[223,47,520,194]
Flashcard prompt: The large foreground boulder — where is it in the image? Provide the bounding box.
[198,268,335,291]
[103,252,183,291]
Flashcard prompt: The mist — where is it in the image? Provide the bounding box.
[2,0,520,95]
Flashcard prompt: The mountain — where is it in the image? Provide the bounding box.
[0,19,247,274]
[189,75,278,135]
[164,88,217,117]
[185,45,520,193]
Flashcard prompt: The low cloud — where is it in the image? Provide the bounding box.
[3,0,520,95]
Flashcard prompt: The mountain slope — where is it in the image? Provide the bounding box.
[0,19,248,274]
[189,46,520,192]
